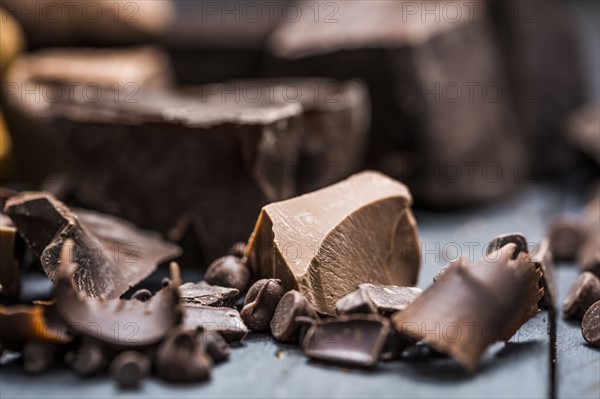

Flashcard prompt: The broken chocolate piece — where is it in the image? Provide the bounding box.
[336,289,377,316]
[247,171,421,315]
[392,244,543,371]
[53,248,182,347]
[155,328,212,383]
[204,256,251,294]
[563,272,600,320]
[179,281,239,308]
[0,304,70,350]
[22,341,56,374]
[109,351,150,388]
[547,216,587,262]
[5,192,181,298]
[359,284,422,316]
[241,279,285,332]
[197,331,230,363]
[182,305,247,342]
[582,300,600,348]
[271,290,318,343]
[530,240,556,310]
[0,214,20,298]
[302,314,390,368]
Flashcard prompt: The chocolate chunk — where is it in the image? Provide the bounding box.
[53,249,182,348]
[179,281,239,308]
[109,351,151,388]
[197,331,230,363]
[271,290,318,343]
[22,341,56,374]
[155,328,212,383]
[547,216,588,262]
[4,192,181,298]
[359,284,422,316]
[0,214,20,298]
[563,272,600,320]
[530,240,556,310]
[582,300,600,348]
[392,245,543,371]
[336,289,376,316]
[241,279,285,332]
[131,289,153,302]
[302,314,390,368]
[247,171,421,315]
[487,233,529,259]
[0,304,70,350]
[182,305,247,342]
[228,242,247,259]
[65,339,110,377]
[381,329,414,361]
[204,256,251,294]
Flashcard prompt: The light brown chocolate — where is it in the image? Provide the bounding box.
[247,171,421,315]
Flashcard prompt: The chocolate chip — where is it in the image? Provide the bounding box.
[547,216,587,261]
[197,331,230,363]
[131,289,153,302]
[582,300,600,348]
[335,289,376,316]
[228,242,247,259]
[66,340,108,377]
[271,290,318,343]
[240,279,285,332]
[563,272,600,319]
[179,281,239,308]
[109,351,150,388]
[22,341,55,374]
[204,256,251,293]
[302,314,390,368]
[155,328,212,383]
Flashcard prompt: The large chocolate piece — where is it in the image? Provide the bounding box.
[563,272,600,320]
[392,244,543,371]
[302,314,390,368]
[53,250,182,348]
[5,192,181,298]
[269,0,524,207]
[247,171,421,315]
[0,214,20,298]
[3,46,173,185]
[179,281,239,308]
[181,305,248,342]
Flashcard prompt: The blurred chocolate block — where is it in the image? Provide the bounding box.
[566,103,600,166]
[163,1,287,84]
[2,46,173,184]
[0,214,20,298]
[269,0,525,207]
[2,1,174,48]
[41,88,303,267]
[188,78,370,191]
[489,0,587,175]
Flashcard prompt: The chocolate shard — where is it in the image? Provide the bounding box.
[547,215,588,262]
[241,279,285,332]
[392,244,543,371]
[563,272,600,320]
[53,250,182,348]
[0,304,71,350]
[179,281,239,308]
[247,171,421,315]
[358,284,422,316]
[582,300,600,348]
[302,314,390,368]
[271,290,318,343]
[530,240,556,310]
[0,214,20,298]
[336,289,377,316]
[182,305,247,342]
[155,328,212,383]
[5,192,181,298]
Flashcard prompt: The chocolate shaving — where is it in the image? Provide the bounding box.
[392,244,543,371]
[155,328,212,383]
[4,192,181,298]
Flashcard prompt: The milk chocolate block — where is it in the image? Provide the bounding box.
[392,244,543,371]
[0,214,20,298]
[179,282,239,308]
[3,46,173,185]
[43,88,303,266]
[302,314,390,368]
[579,193,600,276]
[269,0,524,207]
[5,192,181,298]
[247,171,421,315]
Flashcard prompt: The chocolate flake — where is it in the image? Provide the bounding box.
[155,328,212,383]
[240,279,285,332]
[204,256,251,294]
[0,214,20,298]
[109,351,151,388]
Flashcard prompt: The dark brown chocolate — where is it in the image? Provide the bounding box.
[392,245,543,371]
[335,289,376,316]
[5,192,181,298]
[197,331,230,363]
[181,305,247,342]
[0,214,20,298]
[204,256,251,294]
[179,281,239,308]
[22,341,56,374]
[582,300,600,348]
[155,328,212,383]
[247,171,421,315]
[302,314,390,368]
[547,216,588,262]
[241,279,285,332]
[271,290,318,343]
[563,272,600,320]
[65,339,110,377]
[109,351,151,388]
